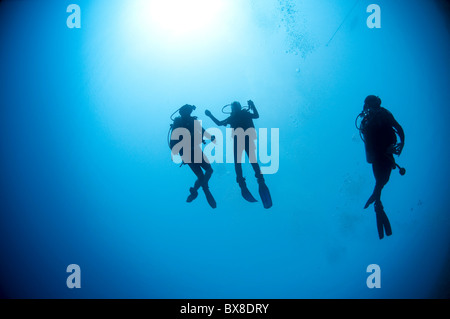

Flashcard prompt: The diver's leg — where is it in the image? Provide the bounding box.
[199,161,213,189]
[247,150,265,184]
[190,163,205,190]
[367,160,393,238]
[245,136,271,207]
[187,163,204,202]
[374,159,392,200]
[234,136,257,202]
[198,160,216,208]
[234,136,245,185]
[364,159,392,209]
[244,138,264,183]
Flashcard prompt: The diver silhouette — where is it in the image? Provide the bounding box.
[205,100,272,209]
[169,104,217,209]
[356,95,405,239]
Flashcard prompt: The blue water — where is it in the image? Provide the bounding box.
[0,0,449,298]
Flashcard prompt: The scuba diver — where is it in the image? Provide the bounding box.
[169,104,217,209]
[205,100,272,209]
[356,95,405,239]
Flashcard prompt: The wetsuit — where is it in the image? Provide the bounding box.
[172,116,213,193]
[224,109,263,185]
[361,107,405,239]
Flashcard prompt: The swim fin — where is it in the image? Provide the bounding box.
[380,209,392,237]
[186,187,198,203]
[239,183,258,203]
[375,201,392,239]
[202,187,217,209]
[383,212,393,237]
[364,193,376,209]
[375,211,384,240]
[258,181,273,209]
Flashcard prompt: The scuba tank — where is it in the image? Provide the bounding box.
[355,109,369,142]
[168,107,185,166]
[355,100,377,142]
[167,108,180,150]
[168,105,201,167]
[355,106,406,176]
[167,104,197,150]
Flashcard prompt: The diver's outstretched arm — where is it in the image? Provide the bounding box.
[205,110,227,126]
[248,100,259,119]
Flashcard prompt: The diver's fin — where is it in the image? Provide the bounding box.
[186,187,198,203]
[384,215,392,237]
[239,184,258,203]
[375,211,384,240]
[364,193,376,209]
[258,181,273,209]
[202,187,217,209]
[375,201,392,239]
[381,209,392,237]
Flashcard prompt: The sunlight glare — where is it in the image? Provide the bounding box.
[130,0,223,37]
